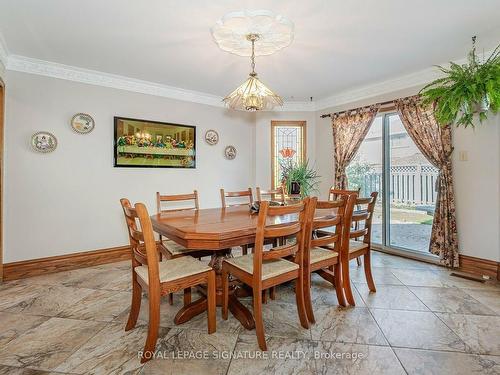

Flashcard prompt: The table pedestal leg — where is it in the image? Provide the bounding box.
[173,249,255,330]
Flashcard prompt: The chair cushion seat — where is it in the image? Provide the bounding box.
[160,239,199,255]
[135,256,211,285]
[224,254,299,280]
[349,240,368,253]
[310,247,338,263]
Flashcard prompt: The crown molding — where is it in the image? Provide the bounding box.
[279,101,315,112]
[5,53,316,111]
[4,45,493,113]
[314,67,441,111]
[7,54,225,107]
[314,50,494,111]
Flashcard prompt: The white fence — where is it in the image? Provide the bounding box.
[362,165,439,206]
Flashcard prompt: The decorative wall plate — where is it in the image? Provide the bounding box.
[71,113,95,134]
[31,131,57,153]
[224,145,237,160]
[204,129,219,145]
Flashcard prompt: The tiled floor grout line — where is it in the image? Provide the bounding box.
[404,284,499,316]
[389,345,500,356]
[362,296,409,374]
[391,346,410,375]
[225,330,243,375]
[382,269,474,355]
[432,310,500,356]
[1,256,499,374]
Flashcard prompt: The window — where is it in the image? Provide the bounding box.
[347,112,438,255]
[271,121,306,189]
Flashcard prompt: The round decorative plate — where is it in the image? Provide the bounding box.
[224,145,237,160]
[71,113,95,134]
[204,129,219,145]
[31,131,57,153]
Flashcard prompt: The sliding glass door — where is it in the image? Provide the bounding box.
[347,112,437,256]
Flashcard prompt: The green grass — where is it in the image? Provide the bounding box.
[420,218,434,225]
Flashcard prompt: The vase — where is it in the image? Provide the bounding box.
[460,101,471,115]
[476,94,490,113]
[290,181,301,195]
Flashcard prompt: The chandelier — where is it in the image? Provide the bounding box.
[223,34,283,111]
[212,10,294,112]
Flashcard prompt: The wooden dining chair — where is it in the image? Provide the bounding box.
[221,199,312,351]
[220,188,253,207]
[303,194,357,322]
[220,188,254,255]
[156,191,211,305]
[324,190,378,305]
[256,185,286,301]
[120,198,216,363]
[328,186,363,267]
[156,191,206,259]
[256,186,285,205]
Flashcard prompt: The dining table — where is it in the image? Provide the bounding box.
[150,204,339,330]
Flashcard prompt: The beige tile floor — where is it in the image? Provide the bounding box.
[0,251,499,375]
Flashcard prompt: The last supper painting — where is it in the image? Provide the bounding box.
[114,117,196,168]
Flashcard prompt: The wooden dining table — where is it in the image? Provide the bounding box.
[150,204,338,330]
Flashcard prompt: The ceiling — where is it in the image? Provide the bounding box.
[1,0,499,102]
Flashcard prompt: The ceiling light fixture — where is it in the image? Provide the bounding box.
[212,10,294,111]
[222,33,283,111]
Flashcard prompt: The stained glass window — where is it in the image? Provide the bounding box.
[271,121,306,188]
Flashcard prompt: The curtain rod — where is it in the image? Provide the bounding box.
[320,99,396,118]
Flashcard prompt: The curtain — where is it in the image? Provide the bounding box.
[395,95,459,267]
[331,105,380,189]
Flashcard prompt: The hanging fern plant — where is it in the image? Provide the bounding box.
[420,37,500,127]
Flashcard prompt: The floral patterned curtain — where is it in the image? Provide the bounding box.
[395,95,459,267]
[331,105,380,189]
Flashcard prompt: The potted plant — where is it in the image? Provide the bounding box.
[280,159,320,198]
[420,37,500,127]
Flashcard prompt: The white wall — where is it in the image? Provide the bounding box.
[3,70,499,264]
[254,111,316,189]
[315,87,500,262]
[4,71,255,262]
[452,116,500,263]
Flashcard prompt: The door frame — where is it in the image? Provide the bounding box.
[0,78,4,281]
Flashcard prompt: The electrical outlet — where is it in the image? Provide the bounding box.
[458,151,468,161]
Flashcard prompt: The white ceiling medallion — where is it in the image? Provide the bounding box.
[211,10,294,57]
[213,10,293,111]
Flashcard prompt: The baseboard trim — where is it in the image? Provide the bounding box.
[2,245,498,282]
[374,246,499,281]
[2,245,131,281]
[458,254,500,281]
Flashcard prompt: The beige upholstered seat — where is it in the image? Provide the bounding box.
[310,247,338,263]
[135,256,211,285]
[161,239,199,255]
[323,240,368,254]
[349,240,368,253]
[224,254,299,280]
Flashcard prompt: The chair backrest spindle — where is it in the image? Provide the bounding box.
[220,188,253,207]
[256,186,286,204]
[156,190,199,213]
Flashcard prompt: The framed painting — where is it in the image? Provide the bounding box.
[114,117,196,168]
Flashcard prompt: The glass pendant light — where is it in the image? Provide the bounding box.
[223,34,283,111]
